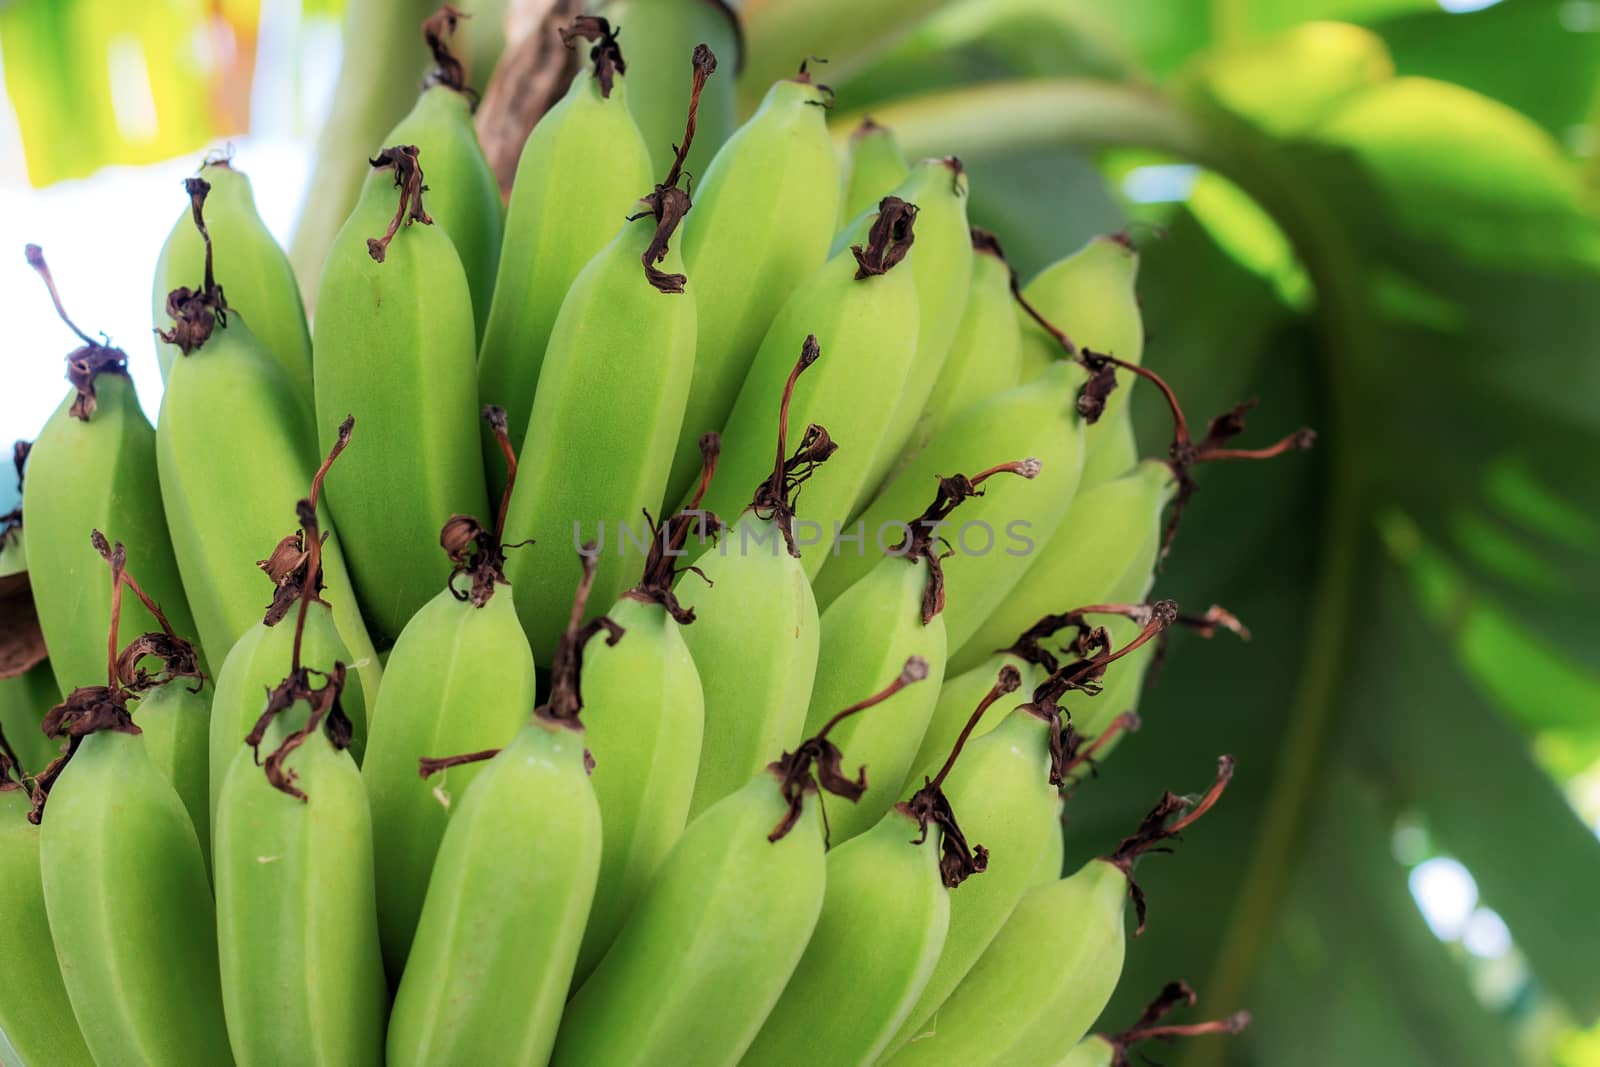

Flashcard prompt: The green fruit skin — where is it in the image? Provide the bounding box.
[933,860,1129,1065]
[362,585,535,978]
[208,603,368,845]
[0,661,62,781]
[897,243,1024,472]
[552,775,826,1067]
[815,360,1088,651]
[837,159,975,494]
[38,731,233,1067]
[382,87,504,342]
[1079,403,1140,488]
[1071,618,1157,747]
[476,67,654,493]
[884,708,1059,1058]
[1015,237,1143,473]
[902,652,1041,795]
[213,717,387,1066]
[1031,797,1067,884]
[954,459,1174,674]
[25,373,200,696]
[153,161,313,398]
[312,172,489,645]
[664,75,840,501]
[0,788,94,1067]
[1060,1035,1120,1067]
[503,219,697,664]
[743,809,950,1067]
[701,246,920,578]
[156,317,381,713]
[573,597,705,981]
[677,514,820,819]
[840,123,910,226]
[595,0,738,182]
[387,719,600,1066]
[133,678,213,870]
[802,558,947,843]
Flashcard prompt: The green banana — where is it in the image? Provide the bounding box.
[312,143,489,643]
[504,46,716,664]
[153,155,312,397]
[387,549,609,1066]
[835,157,974,494]
[552,658,928,1067]
[663,64,839,501]
[1060,981,1250,1067]
[23,245,200,698]
[379,8,504,340]
[32,545,232,1067]
[902,759,1235,1065]
[744,666,1021,1067]
[0,452,60,778]
[155,179,380,704]
[595,0,738,181]
[895,227,1024,472]
[212,496,387,1067]
[813,360,1087,651]
[955,459,1174,673]
[699,198,921,577]
[1079,402,1140,487]
[675,341,831,818]
[476,15,654,485]
[802,459,1038,844]
[362,406,537,978]
[0,731,92,1067]
[839,117,909,226]
[572,437,718,982]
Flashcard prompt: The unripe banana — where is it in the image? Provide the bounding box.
[387,549,609,1066]
[312,144,489,643]
[595,0,739,181]
[0,660,57,784]
[476,16,654,486]
[676,341,830,817]
[836,157,974,493]
[839,117,909,226]
[572,437,717,981]
[804,459,1037,843]
[152,155,312,397]
[362,408,536,978]
[379,8,504,340]
[745,667,1020,1067]
[552,658,928,1067]
[213,497,387,1067]
[23,246,200,698]
[1079,402,1140,487]
[1060,981,1250,1067]
[504,46,717,663]
[0,737,93,1067]
[896,227,1024,470]
[903,759,1235,1065]
[154,181,380,706]
[700,198,921,576]
[663,66,839,501]
[814,360,1088,651]
[955,459,1175,673]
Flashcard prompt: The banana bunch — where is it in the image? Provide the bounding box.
[0,8,1323,1064]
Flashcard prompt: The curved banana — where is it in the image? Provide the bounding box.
[23,246,199,697]
[363,409,536,979]
[675,341,831,818]
[154,180,380,706]
[476,15,654,488]
[503,46,716,663]
[380,8,503,340]
[152,155,312,397]
[387,550,608,1066]
[699,198,921,577]
[312,144,489,643]
[551,659,928,1067]
[839,117,909,226]
[662,65,838,502]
